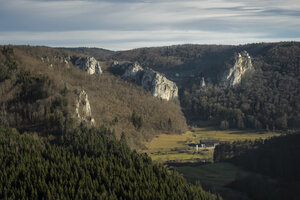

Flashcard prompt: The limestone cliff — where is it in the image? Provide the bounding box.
[112,62,178,101]
[121,62,144,82]
[74,57,103,75]
[141,68,178,100]
[220,51,254,88]
[40,55,102,75]
[75,90,95,125]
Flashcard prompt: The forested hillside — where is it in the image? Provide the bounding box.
[182,42,300,130]
[0,45,187,148]
[73,42,300,130]
[214,132,300,200]
[0,126,221,199]
[60,47,114,60]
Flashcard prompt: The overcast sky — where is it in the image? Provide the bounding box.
[0,0,300,50]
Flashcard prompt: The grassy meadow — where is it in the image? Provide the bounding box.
[145,127,280,163]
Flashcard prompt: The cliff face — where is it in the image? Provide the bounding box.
[142,68,178,100]
[112,62,178,101]
[74,57,103,75]
[120,62,144,82]
[40,55,102,75]
[75,90,95,126]
[221,51,254,88]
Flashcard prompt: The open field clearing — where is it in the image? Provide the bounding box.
[145,127,280,162]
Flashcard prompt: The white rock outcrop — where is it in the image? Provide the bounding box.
[141,68,178,100]
[40,55,102,74]
[121,62,144,81]
[40,56,70,68]
[75,90,95,125]
[112,62,178,101]
[221,51,254,88]
[200,77,206,88]
[74,57,102,75]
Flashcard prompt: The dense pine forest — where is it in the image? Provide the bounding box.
[0,126,221,199]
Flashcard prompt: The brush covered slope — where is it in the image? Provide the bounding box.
[0,45,187,148]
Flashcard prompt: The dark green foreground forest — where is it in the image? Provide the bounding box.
[214,133,300,200]
[0,126,221,200]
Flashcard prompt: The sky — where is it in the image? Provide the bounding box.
[0,0,300,50]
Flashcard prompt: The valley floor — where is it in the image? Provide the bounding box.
[144,127,280,163]
[144,127,282,200]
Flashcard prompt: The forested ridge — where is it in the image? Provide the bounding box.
[182,42,300,130]
[67,42,300,130]
[0,126,221,200]
[60,47,114,60]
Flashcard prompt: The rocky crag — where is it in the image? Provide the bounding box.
[74,56,103,75]
[112,62,178,101]
[40,55,102,75]
[40,55,71,69]
[75,90,95,125]
[220,51,254,88]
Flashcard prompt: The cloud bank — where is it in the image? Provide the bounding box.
[0,0,299,50]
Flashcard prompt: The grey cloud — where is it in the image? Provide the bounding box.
[0,0,299,49]
[261,9,300,17]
